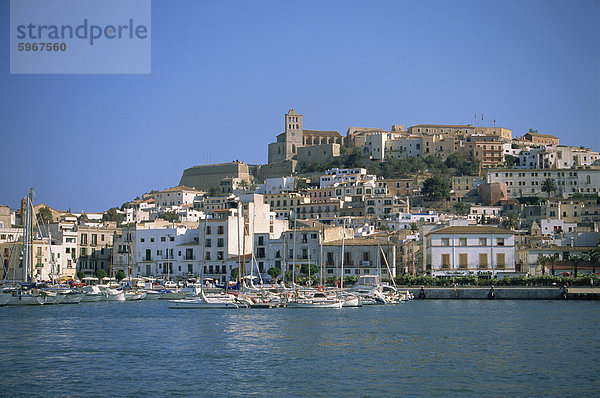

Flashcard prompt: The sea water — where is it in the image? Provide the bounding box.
[0,300,598,397]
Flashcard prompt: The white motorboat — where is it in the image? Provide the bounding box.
[81,285,104,302]
[124,290,147,301]
[288,292,343,308]
[101,287,125,302]
[143,290,162,300]
[169,292,246,309]
[340,293,361,307]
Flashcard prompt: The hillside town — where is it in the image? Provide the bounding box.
[2,109,600,285]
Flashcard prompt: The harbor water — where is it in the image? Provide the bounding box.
[1,300,599,397]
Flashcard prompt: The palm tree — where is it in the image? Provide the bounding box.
[501,213,519,230]
[537,255,549,276]
[549,253,559,276]
[589,238,600,275]
[541,178,557,201]
[569,254,586,278]
[238,179,249,192]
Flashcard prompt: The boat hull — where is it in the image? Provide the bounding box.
[168,299,242,309]
[288,300,343,308]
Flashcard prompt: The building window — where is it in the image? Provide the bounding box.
[479,238,487,246]
[496,253,506,269]
[459,238,467,246]
[479,253,488,269]
[217,238,224,248]
[217,226,224,235]
[441,238,450,246]
[206,226,211,234]
[497,238,505,246]
[459,253,468,268]
[441,254,450,269]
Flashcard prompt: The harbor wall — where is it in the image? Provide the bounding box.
[405,287,566,300]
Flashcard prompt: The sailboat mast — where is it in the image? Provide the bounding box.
[319,225,324,287]
[292,212,297,285]
[340,218,345,290]
[282,231,286,286]
[26,188,34,282]
[200,215,208,295]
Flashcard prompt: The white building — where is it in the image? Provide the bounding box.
[320,168,368,188]
[385,137,423,160]
[426,225,516,277]
[135,226,202,278]
[539,219,577,236]
[261,176,296,194]
[486,166,600,198]
[467,206,503,221]
[388,211,439,231]
[153,186,203,214]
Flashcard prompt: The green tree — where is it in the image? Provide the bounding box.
[36,206,53,225]
[78,213,88,223]
[96,268,107,281]
[528,128,538,134]
[541,178,557,201]
[238,179,249,191]
[295,177,309,191]
[409,222,419,233]
[159,210,179,223]
[115,270,126,282]
[347,147,364,168]
[501,212,519,230]
[300,263,319,277]
[537,255,549,276]
[231,266,240,281]
[585,241,600,275]
[569,254,586,278]
[267,267,281,281]
[548,253,559,276]
[452,202,471,216]
[208,187,221,197]
[102,208,124,226]
[76,271,85,281]
[421,176,451,201]
[504,154,518,168]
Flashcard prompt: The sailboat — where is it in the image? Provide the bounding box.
[2,189,48,305]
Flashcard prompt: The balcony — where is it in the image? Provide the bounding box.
[184,255,195,260]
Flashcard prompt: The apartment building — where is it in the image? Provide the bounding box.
[426,225,516,277]
[486,166,600,198]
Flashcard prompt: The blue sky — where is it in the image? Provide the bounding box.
[1,0,599,212]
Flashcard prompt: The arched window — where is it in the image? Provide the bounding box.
[292,144,296,153]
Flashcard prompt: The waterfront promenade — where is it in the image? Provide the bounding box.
[405,286,600,300]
